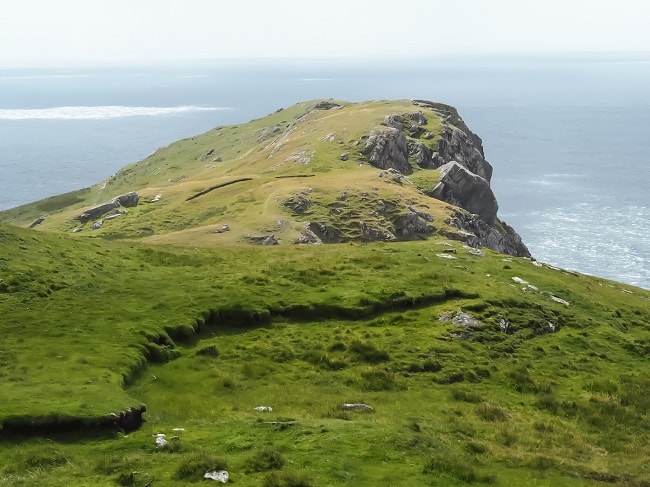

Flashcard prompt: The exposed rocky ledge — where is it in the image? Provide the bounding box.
[357,100,529,257]
[429,162,498,225]
[446,209,531,258]
[77,192,140,223]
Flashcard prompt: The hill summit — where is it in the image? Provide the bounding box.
[1,99,529,257]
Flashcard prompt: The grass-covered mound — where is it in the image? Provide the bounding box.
[1,223,649,486]
[0,100,456,245]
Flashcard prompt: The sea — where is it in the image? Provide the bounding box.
[1,54,648,290]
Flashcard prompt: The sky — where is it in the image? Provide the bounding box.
[1,0,649,66]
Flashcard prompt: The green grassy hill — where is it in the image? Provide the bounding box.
[1,100,649,486]
[0,100,463,246]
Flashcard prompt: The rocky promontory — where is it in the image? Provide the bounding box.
[3,99,530,258]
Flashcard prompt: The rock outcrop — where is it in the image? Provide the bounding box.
[362,128,411,175]
[412,100,493,181]
[429,162,498,225]
[446,209,531,258]
[357,100,529,257]
[77,192,140,223]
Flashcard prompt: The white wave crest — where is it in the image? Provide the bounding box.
[0,105,230,120]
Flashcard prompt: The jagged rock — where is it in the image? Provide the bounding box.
[439,311,480,328]
[283,194,311,213]
[314,100,341,110]
[306,222,343,243]
[430,162,498,225]
[262,235,278,246]
[383,114,406,129]
[28,216,45,228]
[407,140,433,168]
[295,223,323,244]
[422,131,434,140]
[408,124,422,137]
[362,127,412,175]
[357,221,395,242]
[445,209,531,258]
[204,470,229,483]
[409,110,428,125]
[246,234,279,245]
[77,192,139,223]
[92,220,103,230]
[430,126,493,181]
[108,404,146,432]
[257,125,282,142]
[394,211,435,238]
[412,100,493,181]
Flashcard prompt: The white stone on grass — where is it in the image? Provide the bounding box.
[204,470,229,483]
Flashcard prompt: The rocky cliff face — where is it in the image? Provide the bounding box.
[360,100,530,258]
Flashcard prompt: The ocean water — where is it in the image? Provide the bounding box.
[0,55,648,289]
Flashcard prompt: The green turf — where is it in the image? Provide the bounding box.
[1,223,649,485]
[1,99,649,486]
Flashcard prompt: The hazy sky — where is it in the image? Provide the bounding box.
[1,0,649,65]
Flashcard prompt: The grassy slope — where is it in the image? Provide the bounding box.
[1,99,649,486]
[0,100,451,245]
[1,223,649,486]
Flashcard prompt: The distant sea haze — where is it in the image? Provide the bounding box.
[0,54,648,289]
[0,105,229,120]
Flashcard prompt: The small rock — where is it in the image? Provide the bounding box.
[215,224,231,233]
[550,295,570,306]
[512,277,529,285]
[254,406,273,412]
[340,152,349,161]
[72,227,83,233]
[29,216,45,228]
[451,311,480,328]
[262,235,278,246]
[314,101,341,110]
[499,318,510,333]
[321,132,336,142]
[92,220,103,230]
[204,470,229,483]
[435,253,456,259]
[339,403,374,411]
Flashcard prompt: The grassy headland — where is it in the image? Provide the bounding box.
[0,100,649,486]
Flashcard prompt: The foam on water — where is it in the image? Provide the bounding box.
[0,105,230,120]
[522,201,650,289]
